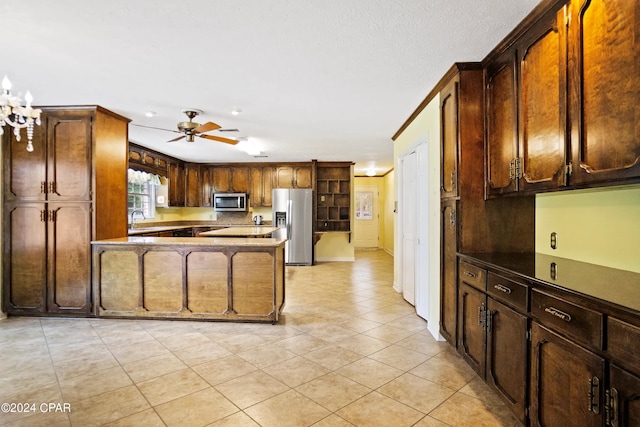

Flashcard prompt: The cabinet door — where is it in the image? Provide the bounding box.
[231,167,250,193]
[486,297,528,425]
[294,166,312,188]
[3,124,47,201]
[518,10,568,192]
[609,364,640,427]
[46,113,93,201]
[212,167,231,193]
[530,322,605,427]
[201,166,212,207]
[486,50,519,197]
[262,167,273,206]
[250,167,264,207]
[440,200,458,346]
[3,203,47,313]
[440,78,459,199]
[457,282,486,378]
[185,163,201,207]
[568,0,640,186]
[168,162,185,207]
[47,203,92,313]
[274,166,294,188]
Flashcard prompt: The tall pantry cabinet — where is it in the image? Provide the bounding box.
[2,106,130,315]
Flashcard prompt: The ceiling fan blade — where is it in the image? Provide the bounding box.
[199,134,239,145]
[167,135,186,142]
[194,121,221,133]
[132,123,181,134]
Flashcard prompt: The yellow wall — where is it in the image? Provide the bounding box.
[382,170,395,255]
[315,233,355,261]
[393,94,441,339]
[535,184,640,273]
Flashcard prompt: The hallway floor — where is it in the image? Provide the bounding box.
[0,250,520,427]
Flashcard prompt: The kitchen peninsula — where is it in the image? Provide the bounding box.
[91,236,286,323]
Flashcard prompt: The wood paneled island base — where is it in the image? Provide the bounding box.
[91,237,286,323]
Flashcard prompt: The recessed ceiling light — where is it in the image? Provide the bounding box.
[366,169,376,177]
[145,111,156,117]
[231,109,242,116]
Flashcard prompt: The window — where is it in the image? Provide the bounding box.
[128,181,156,220]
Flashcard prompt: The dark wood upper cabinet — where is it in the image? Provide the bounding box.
[212,167,231,193]
[518,7,568,192]
[230,166,250,193]
[185,163,201,207]
[440,79,459,199]
[568,0,640,186]
[485,50,519,197]
[168,161,185,207]
[201,166,212,207]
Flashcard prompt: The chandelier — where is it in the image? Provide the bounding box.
[0,75,42,152]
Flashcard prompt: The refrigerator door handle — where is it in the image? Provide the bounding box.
[287,199,293,240]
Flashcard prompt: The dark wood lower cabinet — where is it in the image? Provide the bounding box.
[486,297,528,425]
[4,202,92,314]
[530,322,605,427]
[440,200,458,345]
[609,364,640,427]
[457,282,486,379]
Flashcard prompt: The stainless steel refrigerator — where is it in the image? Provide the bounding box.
[272,188,313,265]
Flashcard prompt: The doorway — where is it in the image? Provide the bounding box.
[353,185,380,248]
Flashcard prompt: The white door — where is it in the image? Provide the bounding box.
[401,152,417,305]
[415,143,430,318]
[353,185,379,248]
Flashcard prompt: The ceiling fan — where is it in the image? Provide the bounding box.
[133,109,239,144]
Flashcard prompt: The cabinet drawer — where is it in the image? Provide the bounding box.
[458,261,486,291]
[487,273,528,312]
[608,317,640,376]
[531,289,603,350]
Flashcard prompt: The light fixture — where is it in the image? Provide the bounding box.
[144,111,156,117]
[366,168,376,177]
[0,75,41,152]
[231,109,242,116]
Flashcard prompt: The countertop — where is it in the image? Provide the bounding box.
[92,236,287,247]
[459,252,640,313]
[199,226,280,237]
[127,223,270,236]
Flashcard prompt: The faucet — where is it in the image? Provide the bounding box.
[130,209,145,229]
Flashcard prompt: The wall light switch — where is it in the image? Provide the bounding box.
[550,232,558,249]
[320,195,325,202]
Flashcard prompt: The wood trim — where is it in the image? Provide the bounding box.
[392,63,482,141]
[481,0,568,65]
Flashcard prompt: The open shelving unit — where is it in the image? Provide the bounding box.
[315,162,352,232]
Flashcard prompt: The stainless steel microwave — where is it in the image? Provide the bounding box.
[213,193,247,212]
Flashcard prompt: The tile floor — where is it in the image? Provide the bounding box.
[0,250,522,427]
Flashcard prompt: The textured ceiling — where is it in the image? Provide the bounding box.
[2,0,540,175]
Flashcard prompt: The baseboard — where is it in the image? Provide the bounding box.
[382,247,394,257]
[315,256,355,262]
[392,281,401,293]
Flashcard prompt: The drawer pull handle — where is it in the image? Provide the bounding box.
[544,306,572,322]
[494,284,512,294]
[464,271,477,279]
